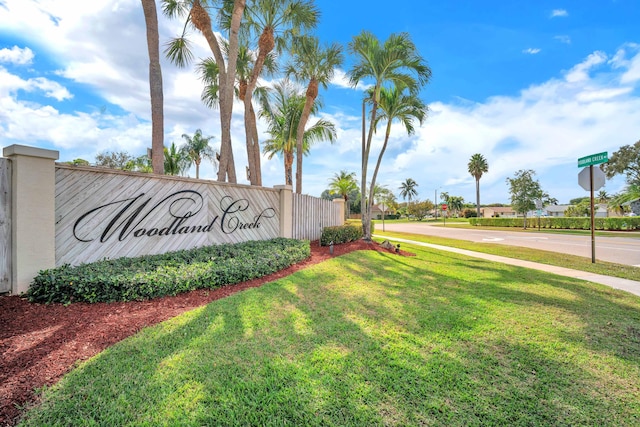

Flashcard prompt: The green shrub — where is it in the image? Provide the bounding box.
[469,216,640,230]
[463,209,478,218]
[345,219,375,235]
[321,224,364,246]
[27,238,310,304]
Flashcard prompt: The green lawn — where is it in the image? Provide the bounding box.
[374,230,640,282]
[19,243,640,426]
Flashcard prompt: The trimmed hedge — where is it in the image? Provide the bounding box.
[469,216,640,230]
[320,224,364,246]
[27,238,310,304]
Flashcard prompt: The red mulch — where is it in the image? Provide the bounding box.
[0,240,413,426]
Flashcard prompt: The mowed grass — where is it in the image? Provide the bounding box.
[20,244,640,426]
[375,230,640,282]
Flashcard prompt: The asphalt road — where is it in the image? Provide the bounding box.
[378,222,640,267]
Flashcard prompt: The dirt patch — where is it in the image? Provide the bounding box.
[0,240,413,426]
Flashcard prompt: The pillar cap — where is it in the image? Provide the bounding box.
[273,185,293,190]
[3,144,59,160]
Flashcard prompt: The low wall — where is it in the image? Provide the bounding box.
[2,144,344,294]
[56,165,282,266]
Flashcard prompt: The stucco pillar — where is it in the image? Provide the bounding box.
[274,185,293,238]
[3,145,59,294]
[333,198,345,224]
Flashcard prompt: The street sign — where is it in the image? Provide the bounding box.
[577,164,606,264]
[441,204,447,211]
[578,152,608,168]
[578,167,605,191]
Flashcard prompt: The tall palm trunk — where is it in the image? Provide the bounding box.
[361,90,380,241]
[476,178,481,217]
[249,101,262,185]
[284,151,294,186]
[195,159,201,179]
[141,0,164,174]
[295,79,317,194]
[241,26,274,186]
[190,0,242,183]
[368,122,392,221]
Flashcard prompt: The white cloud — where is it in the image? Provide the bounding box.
[330,68,373,91]
[523,48,541,55]
[550,9,568,18]
[0,66,72,101]
[0,46,34,65]
[554,35,571,44]
[314,48,640,203]
[0,0,638,204]
[565,51,607,83]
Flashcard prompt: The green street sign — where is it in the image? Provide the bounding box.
[578,152,608,167]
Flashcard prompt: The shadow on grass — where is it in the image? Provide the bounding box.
[19,246,640,426]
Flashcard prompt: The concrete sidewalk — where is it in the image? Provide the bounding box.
[374,235,640,297]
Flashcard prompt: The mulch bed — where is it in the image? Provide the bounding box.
[0,240,413,426]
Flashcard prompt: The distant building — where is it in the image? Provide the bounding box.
[545,205,571,218]
[480,207,517,218]
[544,203,612,218]
[623,198,640,216]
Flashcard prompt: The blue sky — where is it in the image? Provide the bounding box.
[1,0,639,204]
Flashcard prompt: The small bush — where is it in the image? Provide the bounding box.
[463,209,478,218]
[321,224,364,246]
[27,238,310,304]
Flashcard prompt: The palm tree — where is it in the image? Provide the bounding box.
[286,35,343,194]
[163,0,245,183]
[468,153,489,217]
[239,0,318,187]
[180,129,218,179]
[368,84,427,225]
[260,80,336,186]
[164,142,189,176]
[328,170,358,218]
[597,190,609,204]
[197,43,277,185]
[141,0,164,174]
[348,31,431,240]
[448,195,465,217]
[399,178,419,213]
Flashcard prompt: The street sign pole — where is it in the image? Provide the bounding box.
[578,151,608,264]
[589,165,596,264]
[590,165,596,263]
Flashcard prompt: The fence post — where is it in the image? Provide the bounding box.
[1,158,11,293]
[3,145,59,294]
[333,198,345,223]
[274,185,293,238]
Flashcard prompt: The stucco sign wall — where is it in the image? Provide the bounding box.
[55,166,280,266]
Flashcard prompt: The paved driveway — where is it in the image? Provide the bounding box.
[378,222,640,267]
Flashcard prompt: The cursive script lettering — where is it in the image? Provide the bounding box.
[72,190,276,243]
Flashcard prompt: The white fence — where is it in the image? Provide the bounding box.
[292,193,343,241]
[1,158,10,293]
